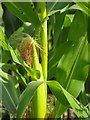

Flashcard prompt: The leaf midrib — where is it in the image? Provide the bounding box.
[66,35,87,91]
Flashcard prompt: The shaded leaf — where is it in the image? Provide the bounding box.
[0,69,20,114]
[2,4,22,37]
[47,2,69,16]
[2,50,11,63]
[4,2,41,28]
[0,63,27,86]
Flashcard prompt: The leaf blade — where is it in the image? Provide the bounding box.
[48,81,88,118]
[17,81,43,118]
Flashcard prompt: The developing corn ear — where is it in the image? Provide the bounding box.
[18,35,40,69]
[19,37,33,66]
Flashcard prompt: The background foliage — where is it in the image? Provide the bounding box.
[0,1,90,119]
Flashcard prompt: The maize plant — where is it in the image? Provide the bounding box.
[0,1,90,119]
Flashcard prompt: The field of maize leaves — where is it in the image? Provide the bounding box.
[0,1,90,120]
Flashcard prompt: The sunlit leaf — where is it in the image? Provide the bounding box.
[0,26,9,50]
[48,10,88,117]
[17,81,43,118]
[48,81,88,118]
[73,1,90,16]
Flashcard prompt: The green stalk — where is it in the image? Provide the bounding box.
[31,41,46,119]
[36,2,48,80]
[39,2,48,81]
[37,1,48,109]
[31,2,47,119]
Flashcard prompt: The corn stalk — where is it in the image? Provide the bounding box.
[31,2,47,119]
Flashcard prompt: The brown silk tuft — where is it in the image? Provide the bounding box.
[19,38,33,66]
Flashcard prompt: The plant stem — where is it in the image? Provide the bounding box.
[38,1,48,107]
[31,2,47,119]
[39,3,48,81]
[31,42,46,119]
[39,2,48,116]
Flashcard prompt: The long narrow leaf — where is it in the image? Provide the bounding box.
[73,1,90,16]
[47,2,69,16]
[56,11,88,97]
[4,2,41,28]
[48,13,71,79]
[51,10,88,117]
[48,81,88,118]
[1,80,16,114]
[0,63,27,86]
[0,69,20,104]
[0,69,20,114]
[0,26,8,50]
[17,81,43,118]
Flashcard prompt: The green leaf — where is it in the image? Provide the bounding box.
[2,50,11,63]
[0,69,20,114]
[0,26,8,50]
[48,81,88,118]
[0,4,3,25]
[48,26,70,78]
[48,10,88,117]
[62,85,88,118]
[47,2,69,16]
[2,4,22,37]
[1,80,16,114]
[4,2,41,29]
[48,42,68,79]
[57,37,88,94]
[68,11,87,42]
[0,63,27,86]
[88,17,90,43]
[73,1,90,16]
[17,81,43,118]
[53,101,68,118]
[53,12,66,45]
[56,11,88,96]
[48,12,72,79]
[54,11,88,117]
[79,86,88,106]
